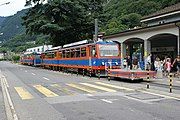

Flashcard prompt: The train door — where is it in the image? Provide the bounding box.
[89,45,97,69]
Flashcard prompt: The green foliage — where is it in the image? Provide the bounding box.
[1,0,179,52]
[101,0,180,35]
[12,55,20,62]
[23,0,104,46]
[1,34,50,53]
[120,13,142,28]
[0,9,27,42]
[127,0,160,16]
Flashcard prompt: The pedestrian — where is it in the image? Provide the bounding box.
[126,55,132,70]
[165,58,172,76]
[146,54,151,70]
[154,57,161,71]
[172,55,180,77]
[132,56,138,70]
[123,58,127,69]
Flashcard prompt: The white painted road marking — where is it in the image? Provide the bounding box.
[101,99,113,103]
[31,73,36,75]
[43,77,50,81]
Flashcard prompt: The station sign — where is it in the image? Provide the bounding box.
[151,47,175,52]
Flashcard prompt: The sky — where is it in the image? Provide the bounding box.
[0,0,27,17]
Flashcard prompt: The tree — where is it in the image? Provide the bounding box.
[23,0,104,46]
[120,13,142,28]
[127,0,160,16]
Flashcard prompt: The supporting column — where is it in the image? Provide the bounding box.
[121,42,126,69]
[178,28,180,56]
[144,39,148,70]
[175,23,180,56]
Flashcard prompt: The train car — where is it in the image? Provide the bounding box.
[107,69,156,80]
[42,40,121,75]
[20,52,42,66]
[20,52,34,65]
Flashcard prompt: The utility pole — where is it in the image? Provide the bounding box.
[94,19,98,42]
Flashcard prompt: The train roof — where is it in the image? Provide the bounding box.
[62,40,117,49]
[63,39,94,48]
[42,40,118,53]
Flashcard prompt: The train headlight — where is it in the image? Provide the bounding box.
[102,62,105,66]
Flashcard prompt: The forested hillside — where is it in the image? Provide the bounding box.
[0,16,6,26]
[101,0,180,35]
[0,9,27,42]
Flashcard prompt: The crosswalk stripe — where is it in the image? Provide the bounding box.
[95,82,134,91]
[14,87,34,100]
[80,83,117,92]
[33,85,58,97]
[51,84,74,95]
[67,83,96,93]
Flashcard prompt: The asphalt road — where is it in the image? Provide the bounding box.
[0,61,180,120]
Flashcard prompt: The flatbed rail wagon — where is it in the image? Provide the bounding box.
[107,69,156,80]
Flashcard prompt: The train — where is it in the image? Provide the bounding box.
[20,40,121,76]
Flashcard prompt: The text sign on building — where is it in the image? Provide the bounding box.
[152,47,175,52]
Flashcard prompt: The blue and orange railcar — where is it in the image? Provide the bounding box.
[20,53,41,66]
[42,40,121,75]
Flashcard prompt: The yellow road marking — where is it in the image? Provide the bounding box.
[95,82,134,91]
[33,85,58,97]
[14,87,34,100]
[67,83,96,93]
[51,84,74,95]
[80,83,117,92]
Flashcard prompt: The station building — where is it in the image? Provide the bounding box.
[104,3,180,70]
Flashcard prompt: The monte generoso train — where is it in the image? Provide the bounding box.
[20,40,121,76]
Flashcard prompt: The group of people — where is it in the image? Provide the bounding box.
[123,54,180,77]
[123,55,139,70]
[147,54,180,77]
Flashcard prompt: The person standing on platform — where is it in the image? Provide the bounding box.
[165,58,172,76]
[146,54,152,70]
[132,56,138,70]
[172,55,180,77]
[154,57,163,78]
[154,57,161,71]
[126,55,132,70]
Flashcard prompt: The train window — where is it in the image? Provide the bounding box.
[66,50,70,58]
[71,49,75,58]
[91,46,96,57]
[59,51,62,58]
[62,50,65,58]
[75,48,80,57]
[99,45,119,57]
[52,52,55,58]
[81,47,86,57]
